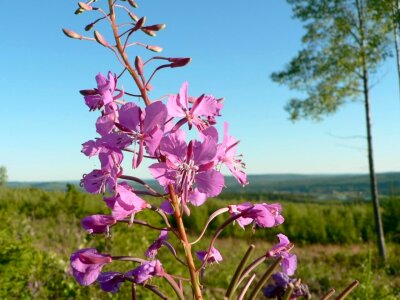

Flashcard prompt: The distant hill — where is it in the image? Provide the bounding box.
[8,172,400,200]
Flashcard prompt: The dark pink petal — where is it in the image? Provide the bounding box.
[159,130,187,163]
[195,170,224,197]
[81,169,110,194]
[191,94,218,117]
[144,128,163,155]
[118,102,141,131]
[81,215,116,234]
[143,101,168,133]
[226,163,248,186]
[99,149,123,172]
[96,113,116,136]
[126,260,164,284]
[160,200,174,215]
[200,126,219,142]
[166,95,186,118]
[145,230,168,258]
[149,162,175,187]
[99,132,133,150]
[97,272,125,293]
[193,136,218,166]
[84,94,103,111]
[82,140,102,157]
[196,247,223,264]
[188,188,207,206]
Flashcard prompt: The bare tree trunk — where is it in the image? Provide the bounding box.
[362,69,387,261]
[357,0,387,261]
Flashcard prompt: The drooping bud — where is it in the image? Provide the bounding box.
[75,8,84,14]
[85,23,95,31]
[128,12,139,22]
[170,57,192,68]
[127,0,139,8]
[78,2,93,11]
[62,28,82,40]
[146,83,153,91]
[133,16,146,31]
[142,24,166,31]
[94,31,109,47]
[141,29,156,37]
[135,56,144,76]
[146,45,163,52]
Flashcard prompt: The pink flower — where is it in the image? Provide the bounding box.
[149,130,224,208]
[126,260,164,284]
[104,182,147,220]
[117,101,168,168]
[167,82,220,131]
[145,230,168,258]
[217,122,247,186]
[267,234,297,276]
[228,202,284,229]
[70,248,112,286]
[97,272,125,293]
[81,215,116,234]
[81,169,114,194]
[196,247,223,264]
[81,72,122,111]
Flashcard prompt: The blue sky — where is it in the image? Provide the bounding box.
[1,0,399,181]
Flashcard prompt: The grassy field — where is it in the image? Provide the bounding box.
[0,187,399,299]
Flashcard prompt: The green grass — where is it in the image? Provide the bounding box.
[0,186,399,299]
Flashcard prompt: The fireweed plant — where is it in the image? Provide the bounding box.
[64,1,359,299]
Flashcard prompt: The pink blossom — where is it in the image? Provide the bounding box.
[81,169,114,194]
[117,101,167,168]
[70,248,112,286]
[149,130,224,208]
[217,122,247,186]
[81,215,116,234]
[196,247,223,264]
[267,234,297,276]
[167,82,220,131]
[82,72,122,111]
[228,202,284,229]
[104,182,147,220]
[126,260,164,284]
[97,272,125,293]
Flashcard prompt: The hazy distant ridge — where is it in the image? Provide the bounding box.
[8,172,400,199]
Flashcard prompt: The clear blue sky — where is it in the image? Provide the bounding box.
[1,1,399,181]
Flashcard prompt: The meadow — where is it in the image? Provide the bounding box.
[0,186,399,299]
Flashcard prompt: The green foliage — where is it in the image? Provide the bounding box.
[271,0,391,121]
[0,187,398,299]
[0,166,7,187]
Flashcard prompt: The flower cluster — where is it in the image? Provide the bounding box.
[65,1,305,299]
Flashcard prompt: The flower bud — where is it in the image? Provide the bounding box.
[142,24,166,31]
[146,45,163,52]
[135,56,144,76]
[141,29,156,37]
[170,57,192,68]
[128,12,139,22]
[85,23,95,31]
[78,2,93,11]
[94,31,109,47]
[133,16,146,31]
[62,28,82,40]
[127,0,138,8]
[75,8,84,14]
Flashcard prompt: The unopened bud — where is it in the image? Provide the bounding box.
[133,16,146,31]
[85,23,95,31]
[94,31,109,47]
[62,28,82,40]
[74,8,84,14]
[79,89,97,96]
[142,24,166,31]
[128,12,139,22]
[146,83,153,91]
[141,29,156,37]
[146,45,163,52]
[135,56,144,76]
[127,0,139,8]
[78,2,93,11]
[169,57,192,68]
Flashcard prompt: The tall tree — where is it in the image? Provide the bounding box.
[272,0,390,260]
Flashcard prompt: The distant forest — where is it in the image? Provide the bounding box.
[8,172,400,201]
